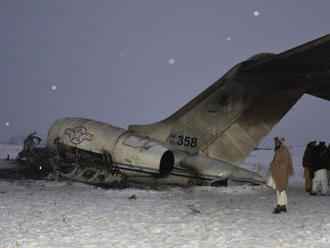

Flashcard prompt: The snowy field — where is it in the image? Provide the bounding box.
[0,144,22,167]
[1,145,330,248]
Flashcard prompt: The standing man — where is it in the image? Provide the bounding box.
[268,137,294,214]
[302,141,316,193]
[310,141,329,195]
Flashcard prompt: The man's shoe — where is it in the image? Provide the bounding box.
[280,205,287,213]
[309,192,317,196]
[272,205,281,214]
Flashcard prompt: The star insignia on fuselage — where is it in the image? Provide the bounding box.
[64,126,94,145]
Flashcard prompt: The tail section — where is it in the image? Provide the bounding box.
[129,63,253,159]
[203,87,302,164]
[129,34,330,165]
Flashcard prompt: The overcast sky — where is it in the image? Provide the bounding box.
[1,0,330,147]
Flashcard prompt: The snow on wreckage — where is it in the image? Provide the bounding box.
[14,34,330,188]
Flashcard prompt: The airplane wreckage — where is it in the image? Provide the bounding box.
[16,34,330,187]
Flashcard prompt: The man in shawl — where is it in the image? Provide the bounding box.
[268,137,294,214]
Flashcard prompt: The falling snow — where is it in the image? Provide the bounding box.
[226,37,232,41]
[253,10,260,17]
[51,85,57,91]
[5,122,10,127]
[168,58,175,65]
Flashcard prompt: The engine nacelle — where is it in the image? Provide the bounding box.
[48,117,174,176]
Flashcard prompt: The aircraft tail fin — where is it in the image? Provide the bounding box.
[130,34,330,165]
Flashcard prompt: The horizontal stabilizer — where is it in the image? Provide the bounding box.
[241,34,330,100]
[180,154,265,184]
[242,34,330,74]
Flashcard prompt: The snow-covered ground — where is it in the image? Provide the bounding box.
[1,145,330,248]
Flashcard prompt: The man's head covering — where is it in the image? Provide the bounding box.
[309,140,317,146]
[274,137,285,143]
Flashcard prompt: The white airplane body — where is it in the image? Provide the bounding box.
[19,34,330,187]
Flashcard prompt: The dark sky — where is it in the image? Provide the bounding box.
[1,0,330,147]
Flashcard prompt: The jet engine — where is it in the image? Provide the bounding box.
[48,118,174,185]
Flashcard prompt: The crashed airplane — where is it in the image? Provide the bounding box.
[19,34,330,187]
